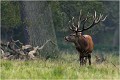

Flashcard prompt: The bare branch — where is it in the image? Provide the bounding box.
[49,40,57,46]
[38,39,51,50]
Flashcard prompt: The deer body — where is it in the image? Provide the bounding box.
[76,34,94,65]
[65,33,94,65]
[82,35,94,53]
[75,35,93,52]
[65,10,107,65]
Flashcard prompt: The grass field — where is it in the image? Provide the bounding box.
[1,51,119,79]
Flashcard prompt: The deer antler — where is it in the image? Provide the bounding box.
[79,11,107,32]
[77,10,82,29]
[68,10,107,33]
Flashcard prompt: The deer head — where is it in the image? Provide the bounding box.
[65,10,107,42]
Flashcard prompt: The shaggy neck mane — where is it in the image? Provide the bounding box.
[74,35,88,52]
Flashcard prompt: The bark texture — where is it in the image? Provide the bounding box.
[20,1,58,58]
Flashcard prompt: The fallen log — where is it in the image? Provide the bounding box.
[1,39,57,60]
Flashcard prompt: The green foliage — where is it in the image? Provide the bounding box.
[51,1,104,31]
[1,1,119,51]
[94,45,119,52]
[50,1,113,51]
[1,51,119,79]
[50,1,119,50]
[103,1,119,26]
[1,1,21,29]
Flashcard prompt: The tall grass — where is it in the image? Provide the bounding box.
[1,51,119,79]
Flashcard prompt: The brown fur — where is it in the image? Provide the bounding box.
[82,35,94,53]
[75,34,94,65]
[65,33,94,65]
[65,10,107,65]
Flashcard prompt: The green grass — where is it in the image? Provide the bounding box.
[1,51,119,79]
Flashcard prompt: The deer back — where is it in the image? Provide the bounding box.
[83,35,94,53]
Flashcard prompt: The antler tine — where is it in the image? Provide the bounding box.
[72,17,78,31]
[68,18,76,32]
[94,11,97,19]
[80,11,107,32]
[95,13,103,23]
[68,20,74,31]
[93,11,96,19]
[101,15,107,21]
[78,11,90,32]
[72,17,74,20]
[68,10,107,33]
[87,12,89,17]
[69,26,76,32]
[82,17,88,29]
[95,13,107,23]
[68,20,73,31]
[72,17,76,28]
[77,10,82,28]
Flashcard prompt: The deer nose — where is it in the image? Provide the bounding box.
[64,36,67,39]
[64,36,68,41]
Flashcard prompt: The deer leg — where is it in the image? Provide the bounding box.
[83,56,87,65]
[79,54,84,65]
[82,52,88,65]
[88,54,91,65]
[79,54,81,65]
[80,57,84,66]
[81,57,83,65]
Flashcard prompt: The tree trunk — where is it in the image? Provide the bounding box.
[19,2,30,45]
[112,28,119,48]
[20,1,58,58]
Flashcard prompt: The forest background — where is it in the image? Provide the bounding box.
[1,1,119,56]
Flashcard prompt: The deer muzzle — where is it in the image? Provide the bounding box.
[64,36,69,41]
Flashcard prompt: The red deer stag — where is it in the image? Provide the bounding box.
[65,10,107,65]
